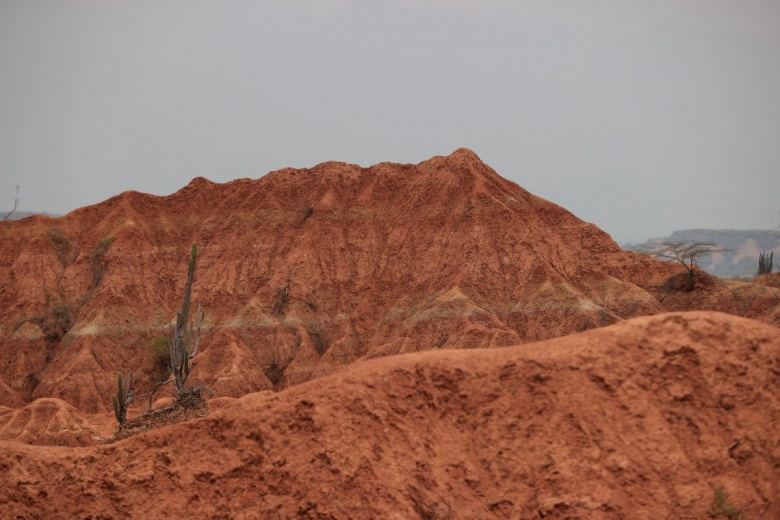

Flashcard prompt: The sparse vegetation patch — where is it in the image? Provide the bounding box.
[709,487,742,519]
[272,284,290,315]
[48,229,75,266]
[28,303,72,345]
[110,243,207,431]
[147,336,171,382]
[90,235,115,289]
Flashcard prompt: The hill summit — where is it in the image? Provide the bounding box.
[0,149,775,413]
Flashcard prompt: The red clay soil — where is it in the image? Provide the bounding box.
[756,272,780,289]
[1,149,777,417]
[1,311,779,519]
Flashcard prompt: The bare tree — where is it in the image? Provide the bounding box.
[3,185,19,221]
[646,241,732,292]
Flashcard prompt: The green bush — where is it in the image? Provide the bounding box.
[48,229,75,265]
[710,487,742,519]
[29,303,72,343]
[93,236,115,256]
[90,236,115,288]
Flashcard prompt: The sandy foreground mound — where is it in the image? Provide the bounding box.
[1,311,778,519]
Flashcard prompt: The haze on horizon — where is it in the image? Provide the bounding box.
[1,0,779,244]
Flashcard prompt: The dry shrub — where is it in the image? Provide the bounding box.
[118,388,210,437]
[147,336,171,382]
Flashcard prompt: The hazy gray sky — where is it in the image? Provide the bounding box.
[2,0,779,243]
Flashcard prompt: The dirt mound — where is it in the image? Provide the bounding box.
[727,275,780,328]
[756,272,780,289]
[0,149,777,415]
[0,397,113,446]
[1,311,778,518]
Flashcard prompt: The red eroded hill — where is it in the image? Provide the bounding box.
[1,312,779,518]
[0,149,777,414]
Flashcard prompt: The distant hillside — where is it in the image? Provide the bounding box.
[2,210,60,221]
[628,229,780,278]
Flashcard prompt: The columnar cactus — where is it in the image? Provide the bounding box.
[169,244,202,396]
[758,250,774,275]
[112,372,134,426]
[107,243,205,423]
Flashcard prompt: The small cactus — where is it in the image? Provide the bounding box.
[112,372,134,426]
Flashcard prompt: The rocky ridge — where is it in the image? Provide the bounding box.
[0,148,777,417]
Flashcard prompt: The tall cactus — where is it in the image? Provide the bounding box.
[169,244,202,396]
[758,250,774,275]
[112,372,134,426]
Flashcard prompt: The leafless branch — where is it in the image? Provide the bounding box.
[3,185,19,221]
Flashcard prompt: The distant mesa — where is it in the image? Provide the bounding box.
[2,210,61,220]
[629,228,780,278]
